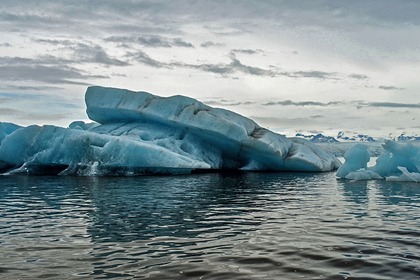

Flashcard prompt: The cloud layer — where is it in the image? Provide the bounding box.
[0,0,419,134]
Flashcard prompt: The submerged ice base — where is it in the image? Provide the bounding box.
[0,86,340,176]
[336,141,420,182]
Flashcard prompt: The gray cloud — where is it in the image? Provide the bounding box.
[34,39,129,66]
[2,1,420,37]
[0,0,417,136]
[231,49,263,55]
[0,85,64,91]
[226,55,275,76]
[171,55,278,77]
[365,102,420,109]
[0,65,90,85]
[33,38,74,46]
[348,73,369,80]
[106,35,171,47]
[70,43,129,66]
[0,10,63,28]
[0,42,12,47]
[204,99,255,106]
[173,38,194,48]
[127,51,276,76]
[263,100,344,106]
[310,115,325,119]
[188,63,234,75]
[263,99,420,109]
[106,24,177,35]
[4,5,176,35]
[0,107,23,115]
[200,41,225,48]
[378,85,405,91]
[128,51,167,68]
[0,56,35,65]
[0,56,108,85]
[127,50,340,80]
[104,35,194,48]
[289,71,338,80]
[2,1,416,75]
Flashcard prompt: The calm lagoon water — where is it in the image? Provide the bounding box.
[0,172,419,279]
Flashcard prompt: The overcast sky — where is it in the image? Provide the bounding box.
[1,0,419,137]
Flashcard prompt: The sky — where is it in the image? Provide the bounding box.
[0,0,419,138]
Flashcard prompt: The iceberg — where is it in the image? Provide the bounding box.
[336,140,420,182]
[336,144,371,179]
[0,122,21,143]
[0,86,340,176]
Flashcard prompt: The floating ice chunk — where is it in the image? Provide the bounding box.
[371,140,419,178]
[336,144,370,178]
[337,140,420,182]
[386,166,420,183]
[344,169,383,180]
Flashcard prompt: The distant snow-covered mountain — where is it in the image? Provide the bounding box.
[295,133,338,143]
[336,131,376,142]
[295,131,420,143]
[395,133,420,141]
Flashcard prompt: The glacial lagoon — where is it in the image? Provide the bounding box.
[1,172,419,279]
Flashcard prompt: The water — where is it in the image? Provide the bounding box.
[0,173,419,280]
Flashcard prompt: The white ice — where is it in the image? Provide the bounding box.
[0,86,341,176]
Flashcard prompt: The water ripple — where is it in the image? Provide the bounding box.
[0,173,419,279]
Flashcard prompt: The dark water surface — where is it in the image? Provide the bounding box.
[0,173,419,279]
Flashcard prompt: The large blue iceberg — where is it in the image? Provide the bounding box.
[0,86,341,176]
